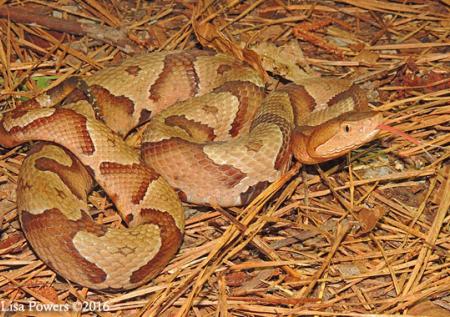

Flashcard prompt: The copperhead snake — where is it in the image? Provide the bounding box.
[0,50,383,291]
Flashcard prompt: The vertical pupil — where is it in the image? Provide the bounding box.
[344,125,350,133]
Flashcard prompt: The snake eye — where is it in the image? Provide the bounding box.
[343,124,351,133]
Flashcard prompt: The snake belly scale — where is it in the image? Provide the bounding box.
[0,50,382,290]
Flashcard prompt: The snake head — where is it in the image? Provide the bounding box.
[292,111,383,164]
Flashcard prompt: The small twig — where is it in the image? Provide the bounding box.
[0,6,138,53]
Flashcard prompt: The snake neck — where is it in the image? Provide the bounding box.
[291,127,325,164]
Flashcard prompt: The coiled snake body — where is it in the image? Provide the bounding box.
[0,50,382,290]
